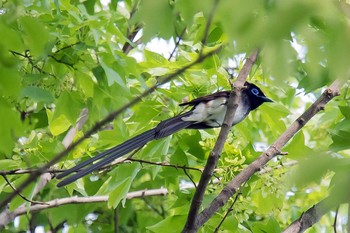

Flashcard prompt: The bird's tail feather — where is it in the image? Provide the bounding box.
[57,112,193,187]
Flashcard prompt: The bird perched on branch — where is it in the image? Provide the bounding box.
[57,82,272,187]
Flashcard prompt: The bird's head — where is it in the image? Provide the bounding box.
[244,82,273,111]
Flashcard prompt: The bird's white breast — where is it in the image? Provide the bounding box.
[181,97,249,127]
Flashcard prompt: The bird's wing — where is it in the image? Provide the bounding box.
[179,91,230,107]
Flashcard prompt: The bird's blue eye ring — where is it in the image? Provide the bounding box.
[251,88,259,95]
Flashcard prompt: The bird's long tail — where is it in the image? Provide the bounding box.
[56,112,193,187]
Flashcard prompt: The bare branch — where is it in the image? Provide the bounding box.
[282,196,339,233]
[48,54,75,69]
[122,2,142,54]
[183,168,197,189]
[0,188,168,229]
[347,202,350,233]
[194,79,342,229]
[258,160,298,175]
[127,158,202,173]
[142,197,165,218]
[114,208,119,233]
[201,0,220,47]
[10,50,55,77]
[333,206,339,233]
[0,169,65,176]
[0,174,46,205]
[168,28,186,61]
[53,42,82,54]
[182,50,259,232]
[214,180,247,233]
[122,25,142,54]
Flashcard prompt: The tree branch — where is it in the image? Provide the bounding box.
[282,196,340,233]
[114,208,119,233]
[214,180,247,233]
[194,79,342,230]
[182,50,259,232]
[333,206,339,233]
[0,46,222,210]
[0,174,46,205]
[122,2,142,54]
[200,0,220,47]
[0,188,168,229]
[347,202,350,233]
[168,28,186,61]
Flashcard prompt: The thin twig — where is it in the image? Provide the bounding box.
[214,180,248,233]
[347,202,350,233]
[200,0,220,48]
[1,175,47,205]
[0,169,65,176]
[142,197,165,218]
[114,208,119,233]
[53,42,82,54]
[334,205,339,233]
[48,54,75,69]
[127,158,203,173]
[183,168,197,189]
[122,2,142,54]
[10,50,55,77]
[122,25,142,54]
[168,28,186,61]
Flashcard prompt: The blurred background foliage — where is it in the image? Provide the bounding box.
[0,0,350,232]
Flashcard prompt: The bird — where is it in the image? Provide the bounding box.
[56,82,272,187]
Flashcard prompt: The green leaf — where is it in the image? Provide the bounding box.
[139,0,174,41]
[260,103,289,137]
[18,16,52,56]
[147,215,187,233]
[96,163,140,207]
[53,91,84,124]
[48,113,71,136]
[20,86,54,103]
[284,131,314,160]
[0,99,23,154]
[330,119,350,151]
[0,20,23,51]
[291,153,340,187]
[339,105,350,119]
[100,56,126,87]
[330,130,350,151]
[0,159,21,170]
[144,50,169,65]
[251,217,281,233]
[0,67,21,97]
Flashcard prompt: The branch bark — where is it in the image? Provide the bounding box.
[0,188,168,229]
[192,79,342,230]
[182,50,259,232]
[282,196,342,233]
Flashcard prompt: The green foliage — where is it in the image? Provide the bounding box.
[0,0,350,232]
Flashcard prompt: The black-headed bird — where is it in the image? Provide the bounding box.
[57,82,272,187]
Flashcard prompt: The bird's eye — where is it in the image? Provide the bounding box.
[251,88,259,95]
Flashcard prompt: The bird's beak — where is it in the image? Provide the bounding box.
[261,96,273,103]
